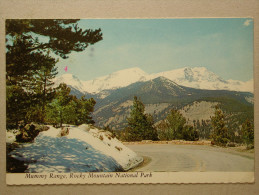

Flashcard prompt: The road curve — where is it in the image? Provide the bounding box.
[127,144,254,172]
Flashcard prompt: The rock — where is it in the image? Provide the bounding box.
[59,127,70,137]
[16,130,31,142]
[16,123,49,143]
[115,146,122,151]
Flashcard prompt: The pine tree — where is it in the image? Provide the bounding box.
[241,119,254,148]
[6,85,30,128]
[156,109,198,141]
[6,38,52,127]
[210,106,229,146]
[75,96,96,125]
[166,109,186,139]
[25,52,58,123]
[127,96,158,141]
[46,84,96,127]
[156,120,170,140]
[6,19,102,128]
[6,19,102,59]
[46,83,72,127]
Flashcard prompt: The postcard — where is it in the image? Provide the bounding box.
[5,18,254,185]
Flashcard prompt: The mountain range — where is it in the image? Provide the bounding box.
[53,67,253,96]
[90,76,254,130]
[53,67,254,131]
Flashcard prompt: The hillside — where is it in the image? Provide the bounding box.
[91,77,254,130]
[52,67,254,132]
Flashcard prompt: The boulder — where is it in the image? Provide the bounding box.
[59,127,70,137]
[16,123,49,142]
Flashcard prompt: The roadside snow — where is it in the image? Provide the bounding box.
[8,125,142,172]
[70,125,142,170]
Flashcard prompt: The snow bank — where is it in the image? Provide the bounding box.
[70,125,142,170]
[6,130,19,144]
[8,125,143,172]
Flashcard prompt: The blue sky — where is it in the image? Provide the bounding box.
[56,18,253,82]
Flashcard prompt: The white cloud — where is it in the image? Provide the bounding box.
[243,19,253,26]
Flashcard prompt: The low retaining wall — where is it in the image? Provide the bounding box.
[123,140,211,145]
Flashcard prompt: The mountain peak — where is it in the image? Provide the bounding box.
[153,76,177,83]
[82,67,149,93]
[53,73,84,92]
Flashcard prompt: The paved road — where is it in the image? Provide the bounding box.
[127,144,254,172]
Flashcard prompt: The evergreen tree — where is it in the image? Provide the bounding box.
[182,125,199,141]
[126,96,158,141]
[156,120,170,140]
[196,120,201,129]
[156,109,198,141]
[241,119,254,148]
[6,19,103,128]
[46,83,72,127]
[46,84,96,127]
[166,109,186,139]
[145,113,158,140]
[75,96,96,125]
[6,19,102,59]
[6,85,30,128]
[199,119,212,139]
[6,38,57,126]
[25,53,58,123]
[210,106,229,146]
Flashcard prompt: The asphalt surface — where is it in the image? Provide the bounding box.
[127,144,254,172]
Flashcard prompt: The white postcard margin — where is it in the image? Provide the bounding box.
[6,172,254,185]
[1,0,258,191]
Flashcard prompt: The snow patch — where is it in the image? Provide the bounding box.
[8,125,142,172]
[6,130,19,144]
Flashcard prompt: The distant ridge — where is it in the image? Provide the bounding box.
[53,66,253,95]
[90,75,254,130]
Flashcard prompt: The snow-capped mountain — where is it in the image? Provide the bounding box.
[92,76,254,129]
[83,67,149,93]
[53,67,253,95]
[53,73,85,92]
[151,67,253,92]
